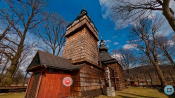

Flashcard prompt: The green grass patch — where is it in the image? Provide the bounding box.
[0,87,174,98]
[0,92,25,98]
[97,87,172,98]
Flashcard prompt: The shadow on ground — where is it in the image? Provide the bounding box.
[119,92,157,98]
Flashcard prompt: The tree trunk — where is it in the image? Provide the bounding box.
[169,70,175,85]
[23,72,28,86]
[143,36,167,87]
[143,73,148,87]
[146,52,167,87]
[148,72,153,86]
[137,74,140,86]
[162,72,167,81]
[162,0,175,32]
[2,65,17,85]
[153,63,167,86]
[163,49,175,66]
[2,36,25,85]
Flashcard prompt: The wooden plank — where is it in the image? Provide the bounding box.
[37,72,71,98]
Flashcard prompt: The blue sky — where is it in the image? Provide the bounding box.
[0,0,174,70]
[46,0,132,53]
[1,0,173,54]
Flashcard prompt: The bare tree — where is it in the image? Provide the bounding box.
[112,0,175,32]
[0,10,12,41]
[12,69,25,85]
[0,53,9,83]
[113,49,137,81]
[38,13,67,56]
[148,72,153,86]
[113,49,136,70]
[0,0,45,85]
[131,17,167,86]
[169,70,175,85]
[157,36,175,66]
[0,25,11,41]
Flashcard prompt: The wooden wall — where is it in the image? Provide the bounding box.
[63,27,99,65]
[26,71,71,98]
[37,72,71,98]
[70,69,81,97]
[70,63,105,97]
[25,73,41,98]
[108,63,125,90]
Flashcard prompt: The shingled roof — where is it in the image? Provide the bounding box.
[67,9,98,31]
[27,50,81,72]
[99,40,118,64]
[65,9,99,40]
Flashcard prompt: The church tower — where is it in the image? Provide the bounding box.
[63,10,99,65]
[62,9,125,97]
[63,10,104,97]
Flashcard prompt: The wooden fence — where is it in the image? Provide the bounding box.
[0,86,27,93]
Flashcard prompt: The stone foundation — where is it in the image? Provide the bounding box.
[106,87,115,96]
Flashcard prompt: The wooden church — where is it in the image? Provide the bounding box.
[25,10,125,98]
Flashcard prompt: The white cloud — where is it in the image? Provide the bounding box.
[127,39,140,43]
[99,0,114,19]
[99,0,175,35]
[123,44,137,50]
[105,40,111,43]
[112,53,122,61]
[167,40,175,46]
[113,42,119,45]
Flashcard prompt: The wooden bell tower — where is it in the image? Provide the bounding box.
[63,10,104,97]
[63,9,99,65]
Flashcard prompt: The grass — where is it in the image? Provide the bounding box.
[0,87,174,98]
[0,92,25,98]
[97,87,172,98]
